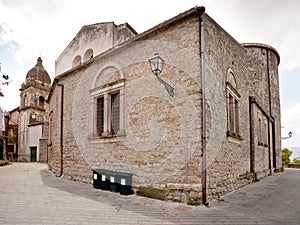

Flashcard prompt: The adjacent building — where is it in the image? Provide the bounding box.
[7,107,19,161]
[18,57,51,162]
[47,6,281,203]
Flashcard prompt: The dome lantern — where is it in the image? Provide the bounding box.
[26,57,51,84]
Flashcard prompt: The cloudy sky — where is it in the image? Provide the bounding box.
[0,0,299,150]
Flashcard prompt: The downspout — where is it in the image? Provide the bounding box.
[57,83,64,177]
[266,49,272,171]
[267,117,271,171]
[197,6,208,206]
[249,96,255,173]
[266,49,277,170]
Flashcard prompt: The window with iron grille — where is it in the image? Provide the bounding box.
[228,92,239,136]
[226,69,241,140]
[96,91,120,137]
[111,92,120,135]
[90,72,125,140]
[96,97,104,135]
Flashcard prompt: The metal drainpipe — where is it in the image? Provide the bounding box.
[197,6,208,206]
[57,83,64,177]
[266,49,272,172]
[249,96,254,173]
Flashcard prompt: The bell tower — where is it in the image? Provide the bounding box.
[18,57,51,162]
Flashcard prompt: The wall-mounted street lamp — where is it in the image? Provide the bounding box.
[282,131,292,140]
[149,53,164,76]
[149,53,174,97]
[31,112,36,120]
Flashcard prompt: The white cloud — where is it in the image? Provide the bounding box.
[282,103,300,136]
[0,0,299,113]
[1,0,300,73]
[205,0,300,72]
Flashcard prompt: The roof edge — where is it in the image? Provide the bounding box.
[242,43,280,65]
[133,6,201,40]
[53,6,203,80]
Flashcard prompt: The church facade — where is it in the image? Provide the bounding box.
[47,7,281,203]
[18,57,51,162]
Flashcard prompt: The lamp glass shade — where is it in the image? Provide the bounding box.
[31,112,36,120]
[149,54,164,76]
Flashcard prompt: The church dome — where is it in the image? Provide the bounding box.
[26,57,51,84]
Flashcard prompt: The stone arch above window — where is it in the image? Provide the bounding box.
[226,68,241,140]
[227,68,237,89]
[83,49,93,62]
[72,55,82,67]
[90,65,125,140]
[93,66,122,89]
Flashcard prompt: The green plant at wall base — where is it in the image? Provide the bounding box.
[187,199,200,206]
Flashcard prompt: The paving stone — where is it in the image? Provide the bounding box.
[0,163,299,224]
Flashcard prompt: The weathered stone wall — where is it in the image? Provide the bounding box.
[48,69,92,182]
[48,88,61,174]
[74,15,203,202]
[242,44,281,170]
[39,138,48,162]
[49,9,281,203]
[204,15,281,200]
[204,14,254,200]
[50,13,204,202]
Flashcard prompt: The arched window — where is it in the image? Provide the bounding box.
[72,55,82,67]
[83,49,93,62]
[39,96,45,108]
[22,94,27,108]
[91,65,125,138]
[226,69,241,139]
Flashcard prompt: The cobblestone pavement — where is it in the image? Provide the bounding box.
[0,163,299,224]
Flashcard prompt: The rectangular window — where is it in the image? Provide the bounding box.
[264,121,268,146]
[111,92,120,135]
[257,113,269,147]
[258,117,262,145]
[228,94,235,132]
[234,98,239,134]
[228,92,240,137]
[96,91,120,137]
[97,97,104,135]
[90,78,124,140]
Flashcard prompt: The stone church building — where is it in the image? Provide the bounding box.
[47,6,281,203]
[18,57,50,162]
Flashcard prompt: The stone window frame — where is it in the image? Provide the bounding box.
[264,119,268,147]
[22,94,27,108]
[89,79,125,142]
[257,110,269,147]
[226,68,242,141]
[96,90,121,137]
